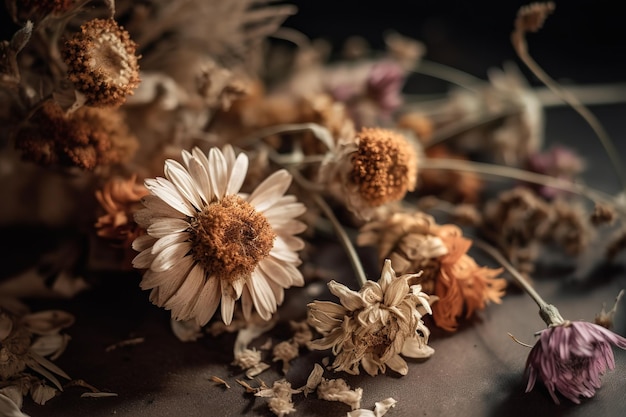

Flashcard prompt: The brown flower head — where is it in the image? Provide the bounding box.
[429,224,507,332]
[62,18,140,107]
[15,100,138,170]
[356,210,447,284]
[320,127,420,220]
[308,260,434,376]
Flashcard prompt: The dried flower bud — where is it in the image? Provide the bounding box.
[595,290,624,329]
[590,203,616,226]
[62,18,141,107]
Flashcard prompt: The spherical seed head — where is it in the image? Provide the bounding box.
[62,18,141,107]
[350,127,419,206]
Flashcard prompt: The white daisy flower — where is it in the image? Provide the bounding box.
[132,145,307,325]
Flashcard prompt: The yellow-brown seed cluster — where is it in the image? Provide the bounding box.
[62,18,140,107]
[15,101,138,170]
[349,127,418,206]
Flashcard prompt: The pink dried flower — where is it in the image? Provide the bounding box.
[365,59,405,115]
[525,320,626,404]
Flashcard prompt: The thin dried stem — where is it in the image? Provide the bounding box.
[512,2,626,192]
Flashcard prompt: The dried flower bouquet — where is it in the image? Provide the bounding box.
[1,1,626,416]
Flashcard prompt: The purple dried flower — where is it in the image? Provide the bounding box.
[366,59,405,114]
[525,320,626,404]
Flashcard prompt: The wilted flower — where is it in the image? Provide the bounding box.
[320,127,420,220]
[14,100,138,170]
[356,209,446,279]
[525,320,626,404]
[317,377,363,410]
[62,18,141,107]
[429,224,506,331]
[526,145,585,199]
[95,175,149,265]
[308,259,433,376]
[132,145,306,325]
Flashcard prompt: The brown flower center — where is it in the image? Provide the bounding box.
[350,128,417,206]
[190,195,275,281]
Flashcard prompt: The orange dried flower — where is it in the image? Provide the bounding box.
[62,18,141,107]
[15,101,138,170]
[430,224,507,332]
[95,175,149,266]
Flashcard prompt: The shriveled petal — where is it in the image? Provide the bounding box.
[401,337,435,358]
[385,354,408,375]
[328,280,366,311]
[249,270,277,320]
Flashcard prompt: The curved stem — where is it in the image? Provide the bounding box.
[513,33,626,193]
[310,192,368,288]
[420,158,617,210]
[473,239,564,327]
[412,60,487,93]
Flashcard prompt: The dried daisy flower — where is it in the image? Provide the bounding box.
[308,259,434,376]
[525,318,626,404]
[320,127,420,220]
[62,18,141,107]
[255,379,299,417]
[15,100,138,170]
[356,209,446,281]
[132,145,307,325]
[429,224,506,331]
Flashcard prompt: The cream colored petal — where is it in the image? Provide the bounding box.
[164,159,204,211]
[187,157,211,204]
[267,279,284,305]
[259,256,302,288]
[226,152,249,195]
[165,262,205,321]
[150,242,192,272]
[147,217,190,238]
[192,276,221,326]
[139,195,186,219]
[151,232,188,255]
[361,355,379,376]
[401,336,435,358]
[30,383,57,405]
[328,280,365,311]
[208,147,228,199]
[378,259,395,292]
[145,178,195,217]
[271,219,308,235]
[383,277,409,308]
[308,300,347,318]
[247,169,292,210]
[220,289,236,325]
[141,257,193,306]
[269,237,301,263]
[231,277,246,299]
[276,234,305,252]
[249,270,277,321]
[170,317,203,342]
[132,247,156,269]
[241,285,254,322]
[132,234,156,252]
[385,354,408,375]
[263,202,307,225]
[191,147,211,173]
